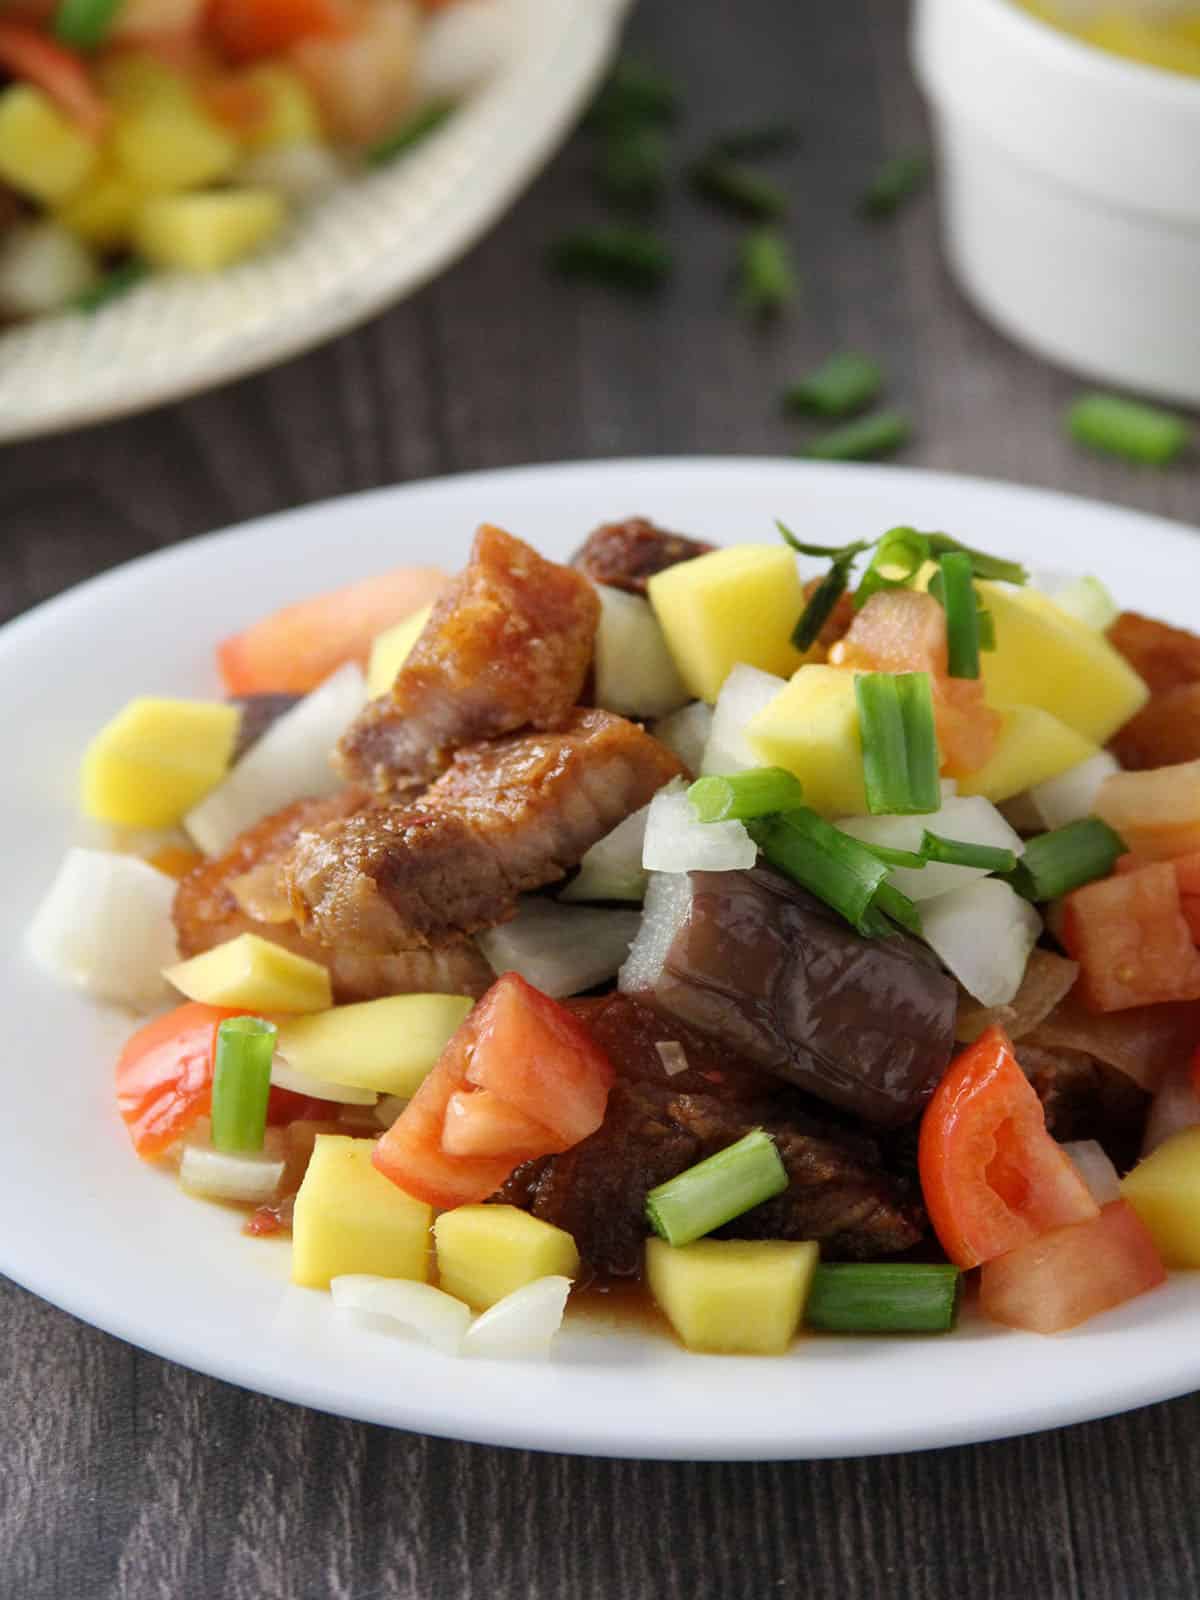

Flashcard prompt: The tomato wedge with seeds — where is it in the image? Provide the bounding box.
[116,1001,245,1160]
[373,972,615,1209]
[918,1025,1099,1269]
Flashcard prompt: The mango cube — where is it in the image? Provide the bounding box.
[434,1205,580,1309]
[0,85,99,204]
[979,582,1148,744]
[165,932,332,1013]
[955,704,1098,804]
[81,696,239,828]
[97,54,191,113]
[111,99,239,193]
[746,664,867,815]
[647,545,806,703]
[276,994,473,1098]
[646,1237,818,1355]
[366,603,433,699]
[293,1135,432,1288]
[58,164,145,250]
[134,189,286,273]
[1122,1128,1200,1267]
[237,64,322,150]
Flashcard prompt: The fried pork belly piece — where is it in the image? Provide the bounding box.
[1108,611,1200,694]
[338,524,599,792]
[571,516,715,594]
[174,794,493,1001]
[286,709,684,952]
[1108,612,1200,769]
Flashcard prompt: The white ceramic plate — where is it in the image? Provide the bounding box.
[3,457,1199,1461]
[0,0,631,443]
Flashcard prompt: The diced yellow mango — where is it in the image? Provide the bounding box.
[745,664,867,815]
[81,697,239,828]
[112,93,240,194]
[956,704,1098,804]
[366,603,433,699]
[978,582,1149,744]
[434,1205,580,1309]
[0,85,99,205]
[645,1237,818,1355]
[647,545,806,704]
[57,164,145,250]
[238,64,323,150]
[276,994,473,1098]
[1122,1128,1200,1267]
[134,189,286,272]
[292,1134,432,1288]
[165,932,332,1013]
[97,54,191,113]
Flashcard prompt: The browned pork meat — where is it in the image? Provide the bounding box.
[174,793,494,1001]
[339,524,599,792]
[1108,610,1200,693]
[1107,611,1200,769]
[1019,1045,1150,1174]
[286,709,684,952]
[571,516,715,594]
[501,995,924,1276]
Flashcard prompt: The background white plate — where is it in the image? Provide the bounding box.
[0,0,631,443]
[3,457,1199,1461]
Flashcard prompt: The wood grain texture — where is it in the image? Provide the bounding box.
[3,2,1200,1597]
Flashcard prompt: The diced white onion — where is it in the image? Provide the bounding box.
[1045,574,1119,632]
[414,0,508,100]
[236,141,345,204]
[592,586,690,720]
[560,805,650,904]
[179,1127,285,1204]
[652,702,714,774]
[619,871,694,994]
[1142,1064,1200,1156]
[642,781,757,874]
[0,222,98,317]
[27,848,177,1009]
[1061,1140,1122,1206]
[186,663,365,856]
[461,1275,571,1359]
[477,897,642,998]
[331,1276,472,1356]
[918,878,1042,1007]
[1025,752,1122,832]
[700,665,786,775]
[655,1040,689,1077]
[270,1053,378,1107]
[838,795,1024,902]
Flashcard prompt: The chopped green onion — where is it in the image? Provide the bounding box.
[855,671,941,816]
[871,881,922,935]
[751,809,890,935]
[923,533,1028,586]
[1067,392,1190,466]
[860,149,930,218]
[55,0,121,49]
[938,551,981,679]
[783,352,884,419]
[548,226,672,292]
[775,522,872,564]
[921,831,1018,874]
[801,410,911,462]
[72,259,149,314]
[645,1129,788,1247]
[977,609,996,652]
[712,122,800,159]
[688,768,805,823]
[211,1016,278,1155]
[790,558,852,652]
[689,156,787,220]
[366,99,456,166]
[1004,818,1126,902]
[736,227,797,317]
[854,525,931,609]
[597,124,667,209]
[805,1263,960,1333]
[856,838,927,870]
[586,59,680,130]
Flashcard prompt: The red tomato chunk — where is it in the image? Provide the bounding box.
[979,1201,1166,1334]
[1062,863,1200,1013]
[918,1026,1098,1269]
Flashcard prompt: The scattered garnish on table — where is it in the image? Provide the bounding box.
[735,227,797,318]
[783,352,885,418]
[689,153,788,221]
[859,149,931,219]
[800,409,913,462]
[1067,392,1192,466]
[548,225,672,292]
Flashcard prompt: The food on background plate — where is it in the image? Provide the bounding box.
[0,0,503,321]
[29,507,1200,1360]
[1014,0,1200,77]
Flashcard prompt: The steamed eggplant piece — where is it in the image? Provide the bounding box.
[620,867,957,1127]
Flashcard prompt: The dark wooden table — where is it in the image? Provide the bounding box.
[5,3,1200,1596]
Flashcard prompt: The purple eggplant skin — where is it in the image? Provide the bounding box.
[649,866,957,1128]
[230,693,301,763]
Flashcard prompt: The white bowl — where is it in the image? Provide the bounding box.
[913,0,1200,404]
[0,0,632,443]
